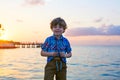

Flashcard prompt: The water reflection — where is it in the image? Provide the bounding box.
[0,50,4,61]
[0,46,120,80]
[0,48,45,80]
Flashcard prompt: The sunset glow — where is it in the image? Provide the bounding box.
[0,34,8,40]
[0,0,120,45]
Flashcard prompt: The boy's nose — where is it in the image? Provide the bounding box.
[56,24,61,28]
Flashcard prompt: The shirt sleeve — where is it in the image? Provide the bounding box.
[66,40,72,53]
[41,38,49,52]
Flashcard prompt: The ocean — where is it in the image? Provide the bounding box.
[0,46,120,80]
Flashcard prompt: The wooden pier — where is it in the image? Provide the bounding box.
[15,42,42,48]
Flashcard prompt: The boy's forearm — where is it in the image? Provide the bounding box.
[41,51,52,57]
[41,50,72,58]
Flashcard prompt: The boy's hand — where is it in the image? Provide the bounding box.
[51,52,58,56]
[60,52,66,57]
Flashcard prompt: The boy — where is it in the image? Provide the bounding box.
[41,17,72,80]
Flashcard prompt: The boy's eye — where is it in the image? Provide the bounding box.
[59,26,62,28]
[53,26,62,28]
[53,26,57,28]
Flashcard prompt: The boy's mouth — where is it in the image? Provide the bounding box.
[55,31,61,33]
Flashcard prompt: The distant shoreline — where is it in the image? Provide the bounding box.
[0,40,42,49]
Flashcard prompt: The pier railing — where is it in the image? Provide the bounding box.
[14,42,43,48]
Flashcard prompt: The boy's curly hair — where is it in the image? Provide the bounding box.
[50,17,67,30]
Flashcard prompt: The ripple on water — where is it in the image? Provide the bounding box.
[101,73,120,77]
[0,77,19,80]
[92,64,109,67]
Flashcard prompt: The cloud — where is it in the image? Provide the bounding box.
[94,17,103,23]
[24,0,45,6]
[65,25,120,36]
[107,25,120,35]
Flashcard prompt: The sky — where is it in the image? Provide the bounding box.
[0,0,120,46]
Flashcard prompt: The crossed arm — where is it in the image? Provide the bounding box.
[41,50,72,58]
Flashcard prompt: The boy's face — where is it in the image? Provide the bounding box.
[52,24,64,36]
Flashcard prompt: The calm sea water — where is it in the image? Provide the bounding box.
[0,46,120,80]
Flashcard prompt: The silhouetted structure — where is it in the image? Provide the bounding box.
[0,40,42,49]
[15,42,42,48]
[0,40,17,48]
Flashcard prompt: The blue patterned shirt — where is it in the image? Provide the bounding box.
[41,35,72,63]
